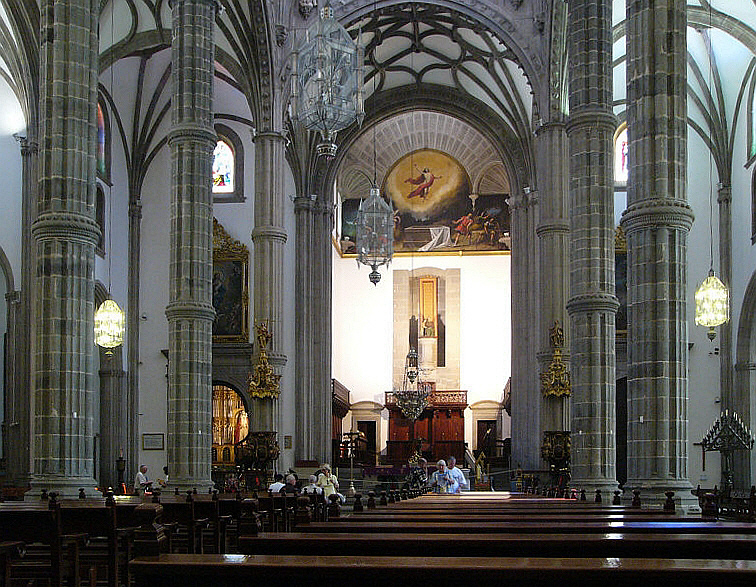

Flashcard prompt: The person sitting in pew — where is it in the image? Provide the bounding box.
[281,474,299,495]
[268,473,285,493]
[428,460,455,494]
[302,475,323,494]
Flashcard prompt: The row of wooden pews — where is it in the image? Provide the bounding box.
[131,489,756,586]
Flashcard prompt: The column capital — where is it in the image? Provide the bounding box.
[169,0,222,11]
[254,131,286,144]
[167,123,216,147]
[165,301,216,322]
[566,292,619,316]
[5,290,20,305]
[565,109,617,135]
[536,221,569,237]
[31,212,100,246]
[620,198,694,234]
[734,362,756,372]
[251,225,288,244]
[717,184,732,204]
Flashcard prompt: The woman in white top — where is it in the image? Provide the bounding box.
[316,463,339,497]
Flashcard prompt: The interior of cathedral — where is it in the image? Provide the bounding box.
[0,0,755,514]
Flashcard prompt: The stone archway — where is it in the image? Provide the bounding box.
[733,271,756,490]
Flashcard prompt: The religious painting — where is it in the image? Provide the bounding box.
[212,219,250,342]
[339,198,361,254]
[384,149,510,253]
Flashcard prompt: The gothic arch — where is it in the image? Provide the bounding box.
[734,270,756,488]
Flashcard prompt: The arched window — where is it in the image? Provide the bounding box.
[213,139,234,193]
[96,184,105,255]
[212,124,245,203]
[614,124,628,185]
[96,101,111,183]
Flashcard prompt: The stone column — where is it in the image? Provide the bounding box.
[293,194,316,460]
[30,0,101,496]
[566,0,619,494]
[98,352,126,491]
[127,198,142,485]
[9,135,37,488]
[510,188,541,470]
[165,0,218,492]
[621,0,695,504]
[314,198,333,463]
[535,122,571,440]
[250,131,288,434]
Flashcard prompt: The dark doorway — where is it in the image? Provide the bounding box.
[357,420,377,465]
[477,420,497,458]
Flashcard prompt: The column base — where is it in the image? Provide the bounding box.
[27,475,99,500]
[623,478,701,514]
[569,478,619,501]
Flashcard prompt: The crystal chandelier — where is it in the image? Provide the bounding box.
[290,0,364,158]
[695,269,729,340]
[394,373,430,421]
[356,187,393,284]
[95,299,125,352]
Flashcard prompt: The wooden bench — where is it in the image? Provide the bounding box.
[239,530,756,560]
[303,519,756,534]
[130,554,756,587]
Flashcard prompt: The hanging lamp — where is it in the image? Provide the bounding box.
[694,11,729,341]
[95,26,125,354]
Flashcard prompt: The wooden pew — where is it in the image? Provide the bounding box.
[239,530,756,560]
[130,554,756,587]
[302,519,756,534]
[0,499,84,587]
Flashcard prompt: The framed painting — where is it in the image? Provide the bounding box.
[212,219,250,342]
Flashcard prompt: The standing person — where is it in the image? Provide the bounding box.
[135,465,158,495]
[447,456,468,493]
[428,459,454,494]
[316,464,339,498]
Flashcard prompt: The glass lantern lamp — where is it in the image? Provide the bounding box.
[695,269,729,340]
[94,298,125,353]
[290,1,364,158]
[356,187,394,285]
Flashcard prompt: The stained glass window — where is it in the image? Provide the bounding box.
[97,103,106,177]
[614,125,628,184]
[213,139,234,193]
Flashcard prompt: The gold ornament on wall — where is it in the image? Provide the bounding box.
[540,320,571,398]
[247,322,282,399]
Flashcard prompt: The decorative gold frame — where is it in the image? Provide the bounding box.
[212,218,250,343]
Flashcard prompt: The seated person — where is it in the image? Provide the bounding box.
[281,473,299,494]
[302,475,323,494]
[268,473,285,493]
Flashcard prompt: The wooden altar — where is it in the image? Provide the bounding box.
[385,389,467,464]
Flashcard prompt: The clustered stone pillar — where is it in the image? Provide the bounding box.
[509,188,541,470]
[535,122,571,440]
[30,0,101,496]
[293,192,332,464]
[165,0,218,491]
[250,131,288,434]
[621,0,695,504]
[566,0,619,494]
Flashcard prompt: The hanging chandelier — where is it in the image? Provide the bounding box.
[394,358,430,421]
[95,299,125,352]
[695,269,729,340]
[290,0,364,158]
[356,187,393,284]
